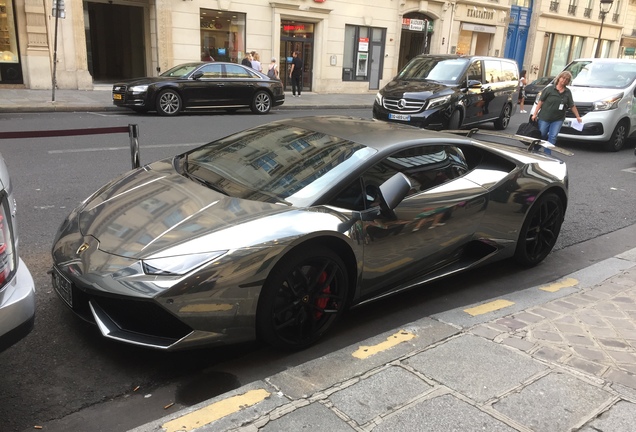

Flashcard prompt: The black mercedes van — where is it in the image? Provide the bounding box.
[373,55,519,131]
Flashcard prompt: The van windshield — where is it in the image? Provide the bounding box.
[396,57,469,84]
[566,60,636,89]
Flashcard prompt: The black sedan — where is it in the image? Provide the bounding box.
[51,116,568,351]
[524,76,555,103]
[112,62,285,116]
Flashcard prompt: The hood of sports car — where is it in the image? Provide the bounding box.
[77,159,297,259]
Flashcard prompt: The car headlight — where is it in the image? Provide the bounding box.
[142,251,227,276]
[426,95,451,110]
[130,85,149,93]
[593,93,623,111]
[375,92,383,105]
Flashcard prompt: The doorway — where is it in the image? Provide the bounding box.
[280,20,314,93]
[85,2,146,82]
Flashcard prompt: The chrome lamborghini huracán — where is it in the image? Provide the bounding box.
[51,116,568,351]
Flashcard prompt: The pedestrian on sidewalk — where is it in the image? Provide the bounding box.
[519,69,527,113]
[531,70,582,153]
[241,52,253,68]
[267,57,279,79]
[251,52,262,73]
[289,51,303,97]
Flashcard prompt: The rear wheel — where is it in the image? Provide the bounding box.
[514,192,564,267]
[256,247,348,349]
[603,120,628,152]
[251,91,272,114]
[156,89,182,116]
[494,103,512,130]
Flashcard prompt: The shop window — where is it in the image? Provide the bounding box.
[200,9,246,64]
[342,25,386,82]
[0,0,17,62]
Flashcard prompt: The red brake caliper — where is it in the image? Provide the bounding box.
[314,271,331,320]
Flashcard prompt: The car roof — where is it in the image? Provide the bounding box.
[274,116,468,151]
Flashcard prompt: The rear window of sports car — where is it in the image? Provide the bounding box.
[182,124,376,207]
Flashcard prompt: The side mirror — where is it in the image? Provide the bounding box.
[191,71,204,80]
[378,173,412,218]
[467,79,482,89]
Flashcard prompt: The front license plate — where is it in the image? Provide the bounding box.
[113,94,122,100]
[52,267,73,308]
[562,120,571,127]
[389,113,411,121]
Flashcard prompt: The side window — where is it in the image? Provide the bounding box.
[362,145,468,208]
[501,61,518,82]
[329,178,366,211]
[199,63,223,78]
[466,60,483,82]
[484,59,503,83]
[226,64,254,79]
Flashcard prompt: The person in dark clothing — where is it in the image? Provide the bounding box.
[289,51,303,97]
[241,52,253,68]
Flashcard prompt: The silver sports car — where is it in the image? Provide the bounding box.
[51,116,568,351]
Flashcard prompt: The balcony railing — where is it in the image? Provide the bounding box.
[550,1,560,11]
[584,7,592,17]
[612,12,619,22]
[568,4,577,14]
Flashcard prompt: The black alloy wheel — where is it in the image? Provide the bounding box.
[256,247,349,349]
[494,103,512,130]
[251,91,272,114]
[156,89,182,116]
[514,192,564,267]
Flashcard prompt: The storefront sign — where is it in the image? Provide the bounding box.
[283,24,305,31]
[402,18,433,32]
[466,9,495,20]
[358,37,369,52]
[625,47,636,55]
[461,23,496,34]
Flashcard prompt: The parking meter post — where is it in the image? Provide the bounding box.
[128,124,140,169]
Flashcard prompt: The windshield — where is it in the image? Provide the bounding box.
[160,64,200,78]
[531,76,554,86]
[396,57,469,84]
[183,123,376,207]
[566,60,636,89]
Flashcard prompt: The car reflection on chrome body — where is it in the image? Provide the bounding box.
[112,62,285,116]
[51,116,568,351]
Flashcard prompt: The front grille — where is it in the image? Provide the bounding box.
[566,103,593,117]
[112,85,127,93]
[383,98,426,114]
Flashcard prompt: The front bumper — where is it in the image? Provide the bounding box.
[372,102,448,130]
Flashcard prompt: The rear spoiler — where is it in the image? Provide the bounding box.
[443,128,574,157]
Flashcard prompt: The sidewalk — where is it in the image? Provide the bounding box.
[0,87,376,113]
[132,249,636,432]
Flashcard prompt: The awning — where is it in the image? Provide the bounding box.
[461,23,496,34]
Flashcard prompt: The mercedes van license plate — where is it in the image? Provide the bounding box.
[389,113,410,121]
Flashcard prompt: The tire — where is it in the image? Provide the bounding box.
[514,192,564,267]
[494,103,512,130]
[603,120,628,152]
[251,91,272,114]
[156,89,182,116]
[448,110,462,129]
[256,247,349,349]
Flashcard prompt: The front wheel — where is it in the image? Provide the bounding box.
[514,192,564,267]
[603,121,628,152]
[251,91,272,114]
[256,247,349,349]
[494,103,512,130]
[447,110,462,129]
[156,89,182,116]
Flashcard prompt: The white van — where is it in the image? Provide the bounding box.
[0,152,35,353]
[532,58,636,151]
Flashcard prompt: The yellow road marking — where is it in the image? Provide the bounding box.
[162,389,270,432]
[464,299,515,317]
[539,277,579,293]
[352,330,416,359]
[179,303,234,313]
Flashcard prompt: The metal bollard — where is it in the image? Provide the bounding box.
[128,124,140,169]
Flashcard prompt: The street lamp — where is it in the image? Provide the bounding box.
[594,0,614,58]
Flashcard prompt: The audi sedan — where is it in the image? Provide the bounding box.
[51,116,568,351]
[112,62,285,116]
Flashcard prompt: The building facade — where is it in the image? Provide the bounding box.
[0,0,632,91]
